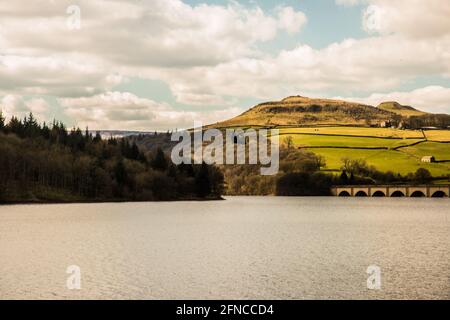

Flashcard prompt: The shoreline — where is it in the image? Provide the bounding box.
[0,196,225,206]
[3,194,449,206]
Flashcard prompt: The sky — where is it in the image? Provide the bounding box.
[1,0,450,130]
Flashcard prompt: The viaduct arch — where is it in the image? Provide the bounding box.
[332,185,450,198]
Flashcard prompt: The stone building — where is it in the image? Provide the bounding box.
[421,156,436,163]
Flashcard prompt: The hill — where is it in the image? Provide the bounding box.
[198,95,450,191]
[209,95,450,129]
[211,96,400,128]
[377,101,426,117]
[132,94,450,196]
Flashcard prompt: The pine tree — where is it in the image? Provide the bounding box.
[8,116,24,136]
[24,112,39,138]
[41,122,51,139]
[195,162,211,197]
[151,147,168,171]
[130,142,140,160]
[114,158,127,186]
[93,132,102,143]
[85,127,92,142]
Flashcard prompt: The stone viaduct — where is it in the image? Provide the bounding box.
[331,185,450,198]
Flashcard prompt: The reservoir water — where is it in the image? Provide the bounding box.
[0,197,449,300]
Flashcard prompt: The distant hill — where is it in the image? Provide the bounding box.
[96,130,154,139]
[377,101,426,117]
[208,95,445,128]
[211,96,401,128]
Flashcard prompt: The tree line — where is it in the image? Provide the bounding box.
[404,114,450,129]
[0,112,224,203]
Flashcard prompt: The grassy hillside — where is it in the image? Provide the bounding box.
[400,142,450,161]
[213,96,397,127]
[132,95,449,183]
[424,130,450,142]
[211,95,450,130]
[310,148,448,176]
[276,128,450,177]
[277,126,425,138]
[377,101,426,117]
[204,95,450,180]
[201,124,448,177]
[278,134,425,149]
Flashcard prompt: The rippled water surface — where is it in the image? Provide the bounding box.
[0,197,449,300]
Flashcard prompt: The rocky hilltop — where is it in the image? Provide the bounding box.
[212,95,427,127]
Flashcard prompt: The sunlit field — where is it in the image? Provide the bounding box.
[268,126,450,177]
[424,130,450,142]
[277,126,425,139]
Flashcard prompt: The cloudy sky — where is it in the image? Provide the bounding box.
[1,0,450,130]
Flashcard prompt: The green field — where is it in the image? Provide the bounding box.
[277,133,424,149]
[277,127,425,139]
[311,148,449,176]
[400,142,450,161]
[424,130,450,142]
[272,126,450,177]
[224,125,449,177]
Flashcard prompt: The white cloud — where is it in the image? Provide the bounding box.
[156,34,450,104]
[0,0,307,103]
[337,0,450,40]
[1,0,450,130]
[0,0,304,69]
[1,95,50,120]
[25,98,49,114]
[172,92,229,107]
[58,92,242,130]
[335,0,363,6]
[276,7,307,34]
[338,86,450,114]
[362,0,450,38]
[0,54,122,97]
[138,0,450,106]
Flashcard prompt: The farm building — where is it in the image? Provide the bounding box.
[380,121,391,128]
[421,156,436,163]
